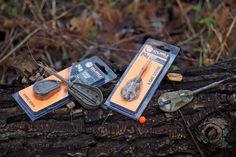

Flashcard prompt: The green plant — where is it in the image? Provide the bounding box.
[170,64,180,71]
[108,0,117,9]
[193,1,216,38]
[7,8,17,19]
[61,46,68,59]
[199,48,204,67]
[88,26,97,40]
[78,0,88,6]
[193,3,202,21]
[199,17,215,37]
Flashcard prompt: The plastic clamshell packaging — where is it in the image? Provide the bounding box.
[105,38,180,120]
[12,56,117,121]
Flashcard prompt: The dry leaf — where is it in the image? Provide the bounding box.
[100,6,122,32]
[136,1,163,32]
[27,36,60,49]
[0,18,24,29]
[8,54,38,77]
[126,0,141,15]
[204,58,215,65]
[224,0,236,6]
[210,6,235,56]
[69,12,95,38]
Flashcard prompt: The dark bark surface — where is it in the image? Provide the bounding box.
[0,58,236,157]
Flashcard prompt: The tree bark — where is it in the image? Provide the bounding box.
[0,58,236,157]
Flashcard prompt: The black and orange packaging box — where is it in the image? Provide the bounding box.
[105,38,180,120]
[12,56,117,121]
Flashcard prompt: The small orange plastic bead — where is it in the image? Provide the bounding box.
[139,116,147,124]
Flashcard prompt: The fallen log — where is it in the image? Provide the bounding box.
[0,58,236,157]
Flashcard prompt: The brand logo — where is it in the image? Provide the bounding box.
[90,66,103,78]
[151,49,169,59]
[85,62,93,68]
[145,47,153,53]
[75,64,83,72]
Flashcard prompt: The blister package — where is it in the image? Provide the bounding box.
[105,38,180,120]
[12,56,117,121]
[70,56,117,86]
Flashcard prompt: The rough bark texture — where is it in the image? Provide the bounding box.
[0,58,236,157]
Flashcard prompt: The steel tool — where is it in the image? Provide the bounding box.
[158,79,227,112]
[33,80,61,100]
[38,64,103,109]
[121,61,150,101]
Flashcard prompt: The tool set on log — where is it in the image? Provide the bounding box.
[12,38,229,123]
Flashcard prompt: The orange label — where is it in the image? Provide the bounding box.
[110,45,168,112]
[18,68,70,112]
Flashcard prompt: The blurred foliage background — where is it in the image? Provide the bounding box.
[0,0,235,84]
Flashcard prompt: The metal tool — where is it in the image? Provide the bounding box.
[38,64,103,110]
[158,79,227,112]
[121,61,150,101]
[33,80,61,100]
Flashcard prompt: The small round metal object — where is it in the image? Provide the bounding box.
[33,80,61,100]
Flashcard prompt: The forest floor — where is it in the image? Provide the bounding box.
[0,0,235,84]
